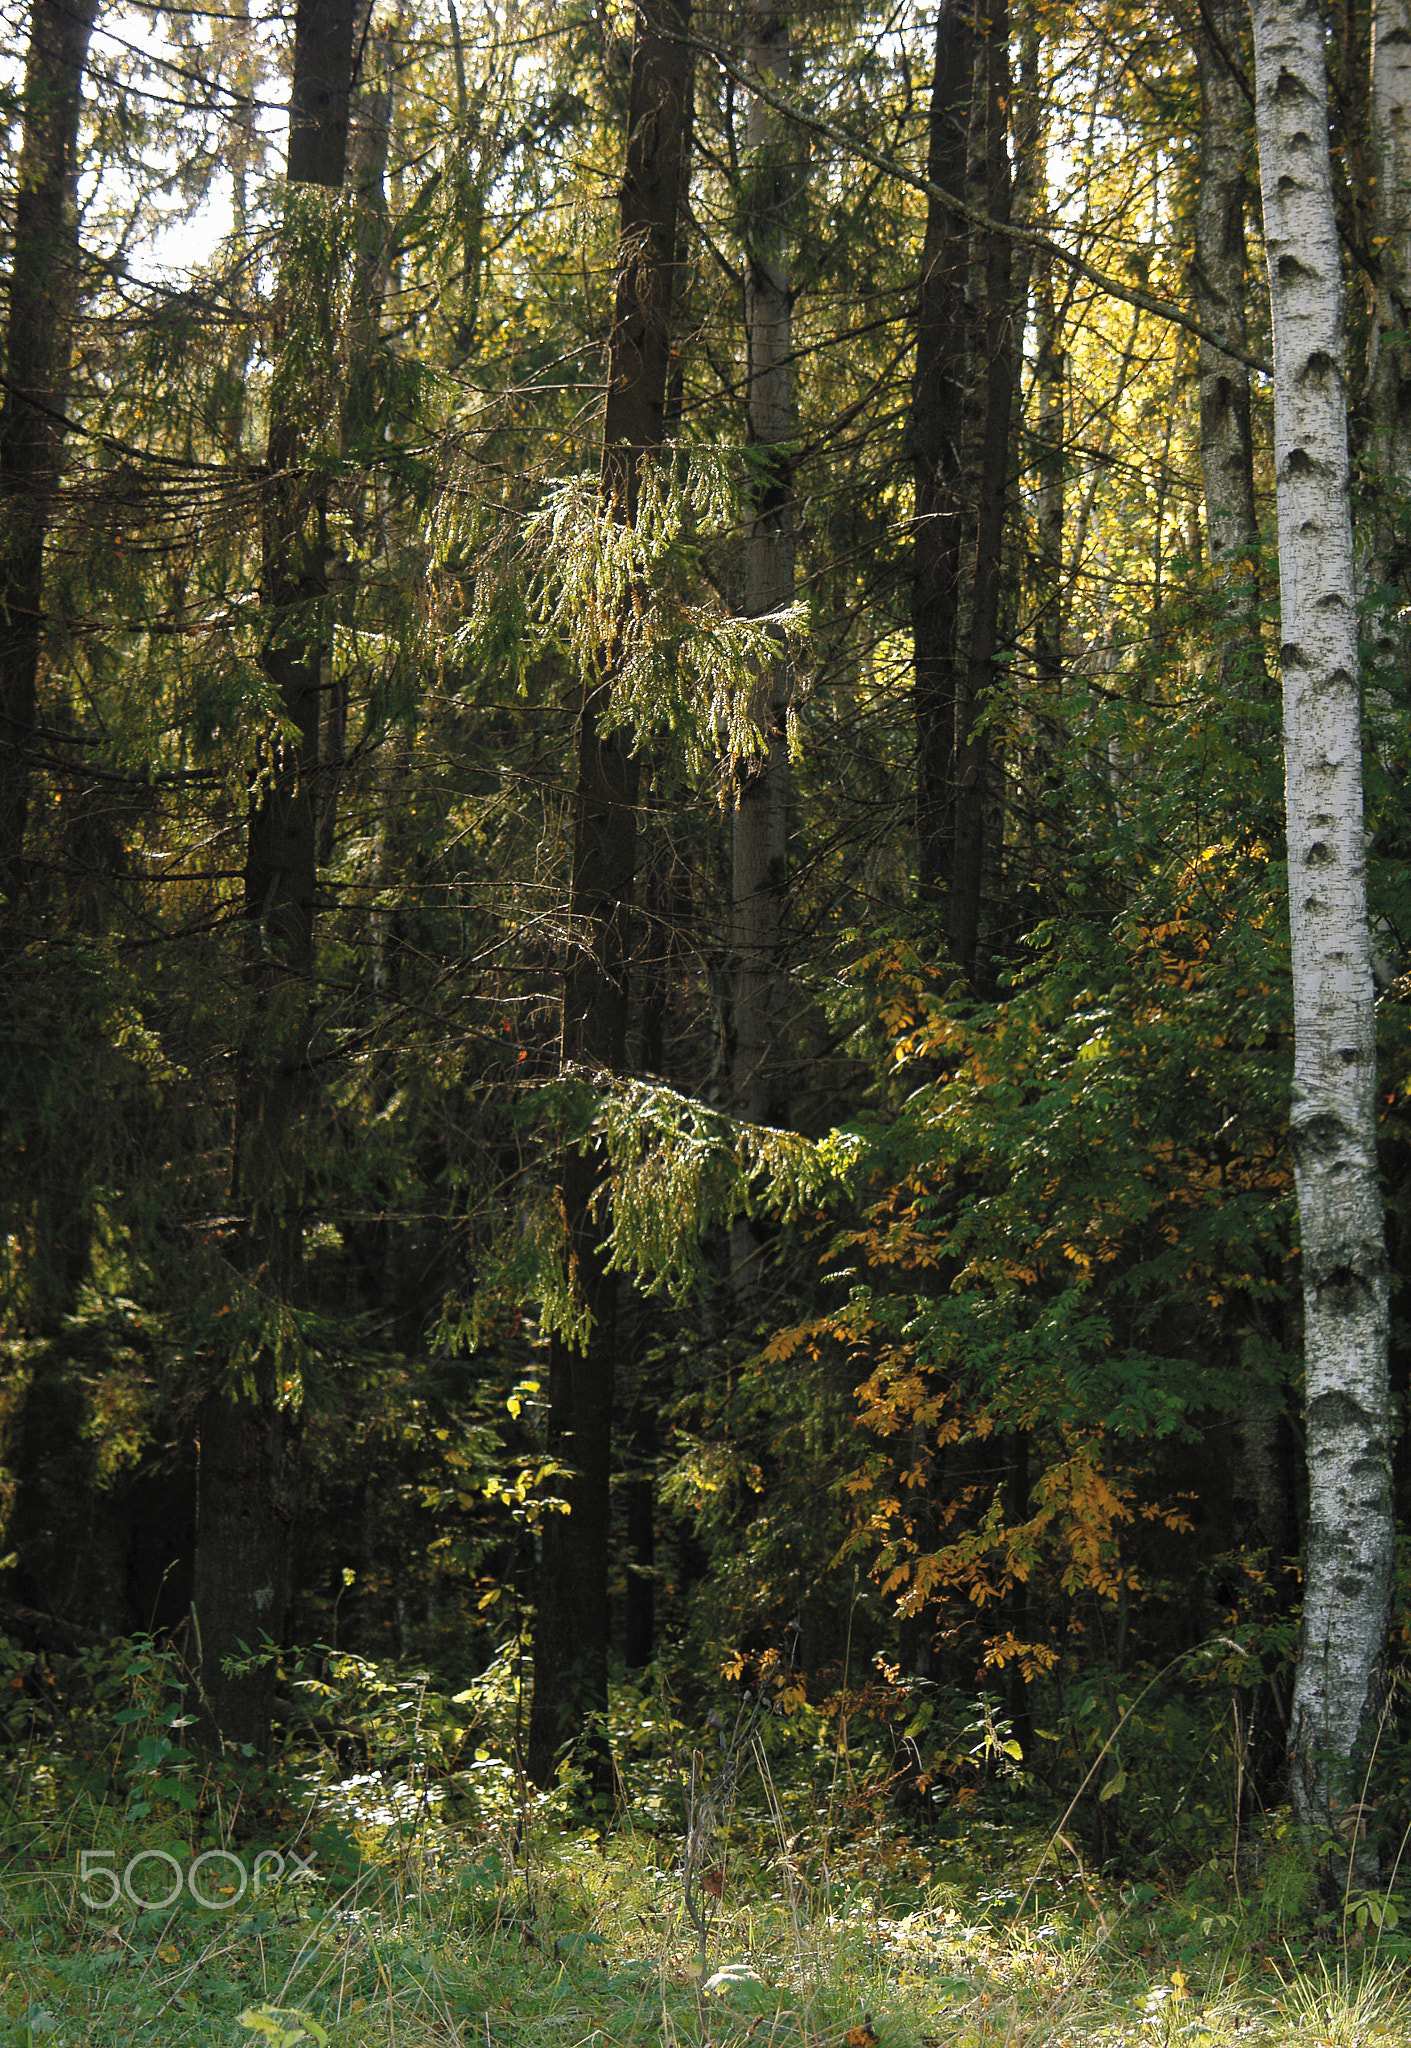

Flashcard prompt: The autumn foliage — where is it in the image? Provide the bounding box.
[756,838,1296,1688]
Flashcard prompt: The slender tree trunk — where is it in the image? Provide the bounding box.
[1032,263,1064,783]
[1193,0,1264,686]
[913,0,971,920]
[1007,15,1067,880]
[0,0,100,903]
[1251,0,1394,1869]
[730,0,795,1156]
[1371,0,1411,450]
[911,0,1015,980]
[527,0,691,1790]
[1193,0,1286,1553]
[446,0,499,360]
[0,0,100,1328]
[993,6,1040,1741]
[323,20,394,866]
[1006,13,1042,440]
[1366,0,1411,674]
[192,0,355,1753]
[952,2,1014,978]
[623,1390,657,1668]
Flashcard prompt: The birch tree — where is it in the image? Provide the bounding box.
[1251,0,1394,1861]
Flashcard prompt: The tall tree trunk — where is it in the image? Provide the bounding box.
[0,0,100,903]
[911,0,1015,980]
[913,0,971,923]
[324,17,395,866]
[1031,260,1064,820]
[730,0,795,1160]
[1193,0,1286,1549]
[953,2,1014,979]
[1252,0,1394,1870]
[445,0,499,360]
[1366,0,1411,673]
[1193,0,1264,687]
[526,0,692,1790]
[192,0,355,1753]
[1007,15,1066,883]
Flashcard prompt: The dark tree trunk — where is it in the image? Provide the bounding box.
[323,19,394,867]
[1363,0,1411,682]
[1006,14,1068,894]
[730,0,795,1141]
[912,0,973,924]
[624,1429,657,1669]
[1033,268,1064,737]
[1193,0,1264,687]
[0,0,99,902]
[527,0,692,1790]
[912,0,1015,980]
[952,6,1015,976]
[288,0,356,186]
[192,1382,300,1743]
[191,0,354,1755]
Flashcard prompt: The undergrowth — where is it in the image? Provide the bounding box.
[0,1633,1408,2047]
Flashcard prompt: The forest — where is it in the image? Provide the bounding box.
[3,0,1411,2033]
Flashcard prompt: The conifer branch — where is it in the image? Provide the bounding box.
[689,33,1274,380]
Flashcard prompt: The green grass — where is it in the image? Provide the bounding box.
[0,1640,1407,2047]
[3,1780,1410,2048]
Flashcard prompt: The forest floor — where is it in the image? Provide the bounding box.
[0,1643,1405,2045]
[3,1763,1409,2048]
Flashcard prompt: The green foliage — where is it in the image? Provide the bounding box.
[751,844,1297,1680]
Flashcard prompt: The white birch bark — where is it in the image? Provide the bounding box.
[1251,0,1394,1857]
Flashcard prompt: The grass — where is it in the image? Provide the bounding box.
[0,1647,1408,2047]
[3,1778,1411,2047]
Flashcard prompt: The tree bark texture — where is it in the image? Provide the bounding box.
[956,1,1013,977]
[192,0,354,1754]
[526,0,691,1790]
[911,0,1015,979]
[288,0,356,186]
[1251,0,1394,1859]
[1008,16,1066,878]
[1193,0,1264,687]
[913,0,969,924]
[0,0,99,903]
[1366,0,1411,668]
[1033,264,1064,747]
[730,0,795,1140]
